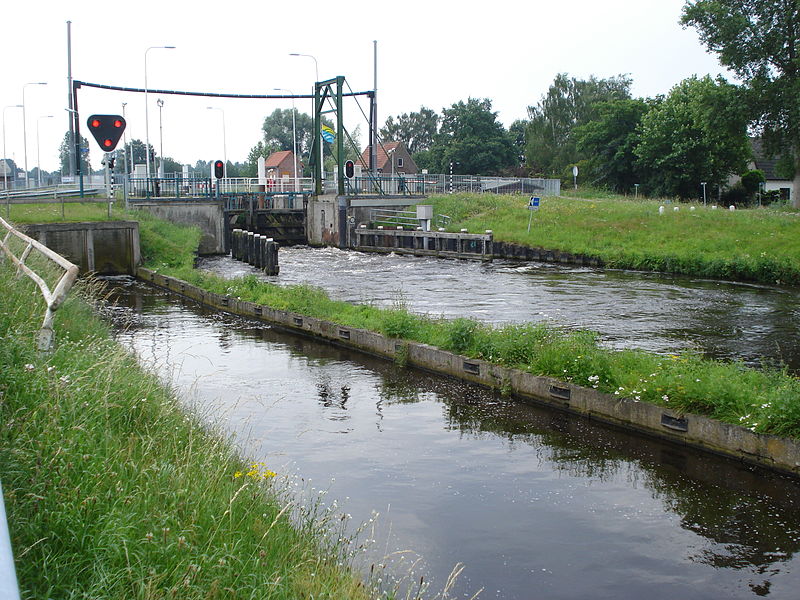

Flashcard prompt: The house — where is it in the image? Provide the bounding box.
[749,139,793,202]
[0,159,14,190]
[264,150,301,179]
[357,141,418,175]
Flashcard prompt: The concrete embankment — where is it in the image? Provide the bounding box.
[137,267,800,478]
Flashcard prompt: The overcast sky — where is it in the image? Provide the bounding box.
[1,0,730,174]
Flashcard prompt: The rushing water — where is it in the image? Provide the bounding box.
[106,278,800,600]
[198,248,800,373]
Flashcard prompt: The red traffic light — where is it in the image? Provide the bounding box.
[345,160,355,178]
[86,114,126,152]
[214,160,224,179]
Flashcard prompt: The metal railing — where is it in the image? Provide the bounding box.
[125,176,315,200]
[0,216,80,352]
[332,172,561,197]
[224,192,310,211]
[368,208,450,229]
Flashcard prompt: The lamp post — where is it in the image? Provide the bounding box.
[288,53,319,83]
[273,89,298,191]
[144,45,175,186]
[156,98,164,177]
[701,181,707,206]
[122,102,130,176]
[36,115,53,187]
[22,82,47,188]
[206,107,227,178]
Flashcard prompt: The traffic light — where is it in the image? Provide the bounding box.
[214,160,224,179]
[345,160,354,178]
[86,115,126,152]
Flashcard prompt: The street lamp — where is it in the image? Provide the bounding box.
[121,102,129,174]
[701,181,707,206]
[206,107,227,178]
[22,82,47,188]
[289,53,319,83]
[144,45,175,185]
[273,89,298,191]
[36,115,54,187]
[156,98,164,177]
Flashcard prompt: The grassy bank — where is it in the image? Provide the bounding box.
[3,200,125,224]
[0,265,376,598]
[129,210,800,440]
[428,193,800,285]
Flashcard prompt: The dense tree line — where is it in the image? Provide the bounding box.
[375,0,799,202]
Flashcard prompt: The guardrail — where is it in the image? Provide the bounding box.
[0,216,79,352]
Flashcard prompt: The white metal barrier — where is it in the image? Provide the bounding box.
[0,481,20,600]
[0,216,79,352]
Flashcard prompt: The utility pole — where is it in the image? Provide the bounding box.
[370,40,378,178]
[66,21,75,179]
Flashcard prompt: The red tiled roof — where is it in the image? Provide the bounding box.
[265,150,294,168]
[358,141,402,171]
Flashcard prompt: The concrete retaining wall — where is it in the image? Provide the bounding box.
[24,221,140,275]
[130,200,225,255]
[136,266,800,478]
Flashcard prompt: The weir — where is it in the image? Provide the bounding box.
[230,228,279,274]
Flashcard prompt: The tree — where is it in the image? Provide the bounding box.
[525,74,632,176]
[112,139,156,174]
[426,98,516,175]
[261,108,316,157]
[574,98,652,192]
[58,131,90,176]
[634,76,750,199]
[681,0,800,203]
[380,107,439,154]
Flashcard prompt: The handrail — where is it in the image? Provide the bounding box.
[0,216,79,351]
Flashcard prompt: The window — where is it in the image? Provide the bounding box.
[397,157,404,168]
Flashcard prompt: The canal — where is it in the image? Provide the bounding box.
[105,277,800,600]
[199,247,800,373]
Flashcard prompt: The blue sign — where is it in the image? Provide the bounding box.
[528,196,540,210]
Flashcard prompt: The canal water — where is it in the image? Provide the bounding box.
[198,248,800,373]
[105,277,800,600]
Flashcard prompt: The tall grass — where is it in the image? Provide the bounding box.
[4,201,123,224]
[0,265,377,599]
[429,193,800,285]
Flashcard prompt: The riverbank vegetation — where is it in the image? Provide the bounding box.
[429,192,800,285]
[125,215,800,441]
[0,264,378,598]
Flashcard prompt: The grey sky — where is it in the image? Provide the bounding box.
[1,0,728,173]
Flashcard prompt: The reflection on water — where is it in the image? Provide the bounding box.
[199,248,800,372]
[105,278,800,599]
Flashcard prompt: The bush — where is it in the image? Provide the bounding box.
[719,183,749,207]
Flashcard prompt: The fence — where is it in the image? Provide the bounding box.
[125,176,315,199]
[335,172,560,197]
[0,216,80,352]
[369,208,450,229]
